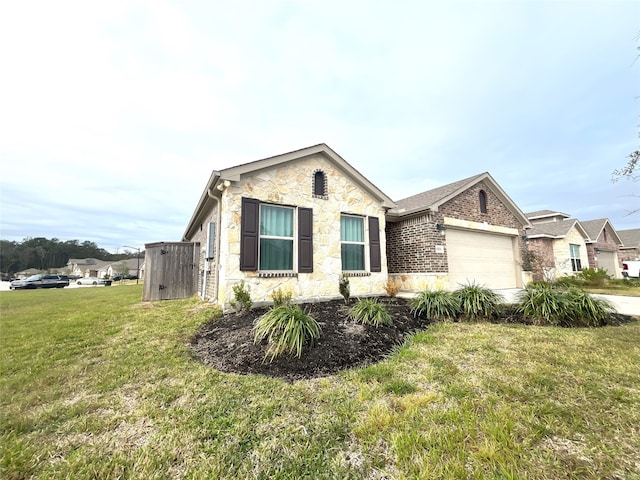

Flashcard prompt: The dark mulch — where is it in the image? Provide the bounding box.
[190,298,425,382]
[190,298,635,382]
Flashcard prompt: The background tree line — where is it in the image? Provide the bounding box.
[0,238,142,274]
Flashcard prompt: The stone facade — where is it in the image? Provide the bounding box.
[206,154,388,309]
[550,227,588,278]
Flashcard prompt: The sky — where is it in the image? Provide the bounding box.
[1,0,639,254]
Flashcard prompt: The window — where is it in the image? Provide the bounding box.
[569,244,581,272]
[341,215,365,270]
[260,204,293,270]
[240,197,313,273]
[313,170,327,197]
[479,190,487,213]
[206,222,216,259]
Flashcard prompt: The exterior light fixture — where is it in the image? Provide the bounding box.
[435,223,447,236]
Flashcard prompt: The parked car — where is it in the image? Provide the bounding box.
[76,277,112,286]
[622,261,640,278]
[1,273,16,282]
[112,274,138,281]
[10,274,69,290]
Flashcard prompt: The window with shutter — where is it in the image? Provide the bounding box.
[341,214,365,271]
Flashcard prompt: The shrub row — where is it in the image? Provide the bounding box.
[411,281,616,327]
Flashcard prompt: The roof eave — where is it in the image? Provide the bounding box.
[182,171,221,241]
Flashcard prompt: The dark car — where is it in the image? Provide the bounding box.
[9,274,69,290]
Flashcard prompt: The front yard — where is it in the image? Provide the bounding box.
[1,286,639,479]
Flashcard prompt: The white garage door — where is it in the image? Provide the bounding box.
[447,229,519,289]
[597,251,618,278]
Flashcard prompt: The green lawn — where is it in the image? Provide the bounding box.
[1,286,639,479]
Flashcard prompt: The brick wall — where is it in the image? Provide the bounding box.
[386,214,447,273]
[387,181,526,274]
[526,238,555,281]
[585,223,622,269]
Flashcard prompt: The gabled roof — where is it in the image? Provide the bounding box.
[525,218,589,240]
[386,172,530,226]
[184,144,396,240]
[525,209,571,220]
[618,228,640,249]
[579,218,623,245]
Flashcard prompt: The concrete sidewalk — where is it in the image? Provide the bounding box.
[591,294,640,317]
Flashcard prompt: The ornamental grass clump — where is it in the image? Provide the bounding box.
[253,304,321,362]
[454,282,504,321]
[516,284,616,327]
[564,287,615,327]
[410,290,459,321]
[348,298,392,327]
[516,284,568,326]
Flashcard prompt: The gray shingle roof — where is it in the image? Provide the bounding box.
[525,219,585,238]
[618,228,640,248]
[388,173,487,215]
[579,219,607,241]
[525,210,570,220]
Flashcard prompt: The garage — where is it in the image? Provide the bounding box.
[596,250,619,278]
[446,229,519,289]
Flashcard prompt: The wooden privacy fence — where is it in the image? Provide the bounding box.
[143,242,200,301]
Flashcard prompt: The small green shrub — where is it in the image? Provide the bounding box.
[551,276,578,289]
[575,267,611,287]
[253,304,321,361]
[410,290,459,321]
[270,287,293,307]
[339,274,350,305]
[230,281,252,312]
[348,298,392,327]
[454,282,503,320]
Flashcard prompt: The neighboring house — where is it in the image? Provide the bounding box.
[67,257,142,279]
[67,258,105,278]
[618,228,640,262]
[177,144,396,307]
[524,215,590,281]
[579,219,623,278]
[386,173,531,291]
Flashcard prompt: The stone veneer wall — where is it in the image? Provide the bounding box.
[216,154,388,308]
[386,181,526,291]
[551,228,588,278]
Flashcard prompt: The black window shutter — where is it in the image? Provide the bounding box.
[368,216,381,272]
[298,207,313,273]
[240,197,259,271]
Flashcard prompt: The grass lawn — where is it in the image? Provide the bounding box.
[1,286,639,479]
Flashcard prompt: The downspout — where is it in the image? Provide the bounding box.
[205,185,223,303]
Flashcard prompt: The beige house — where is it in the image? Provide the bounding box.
[167,145,535,307]
[181,144,395,307]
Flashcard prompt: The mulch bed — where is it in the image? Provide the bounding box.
[190,298,425,382]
